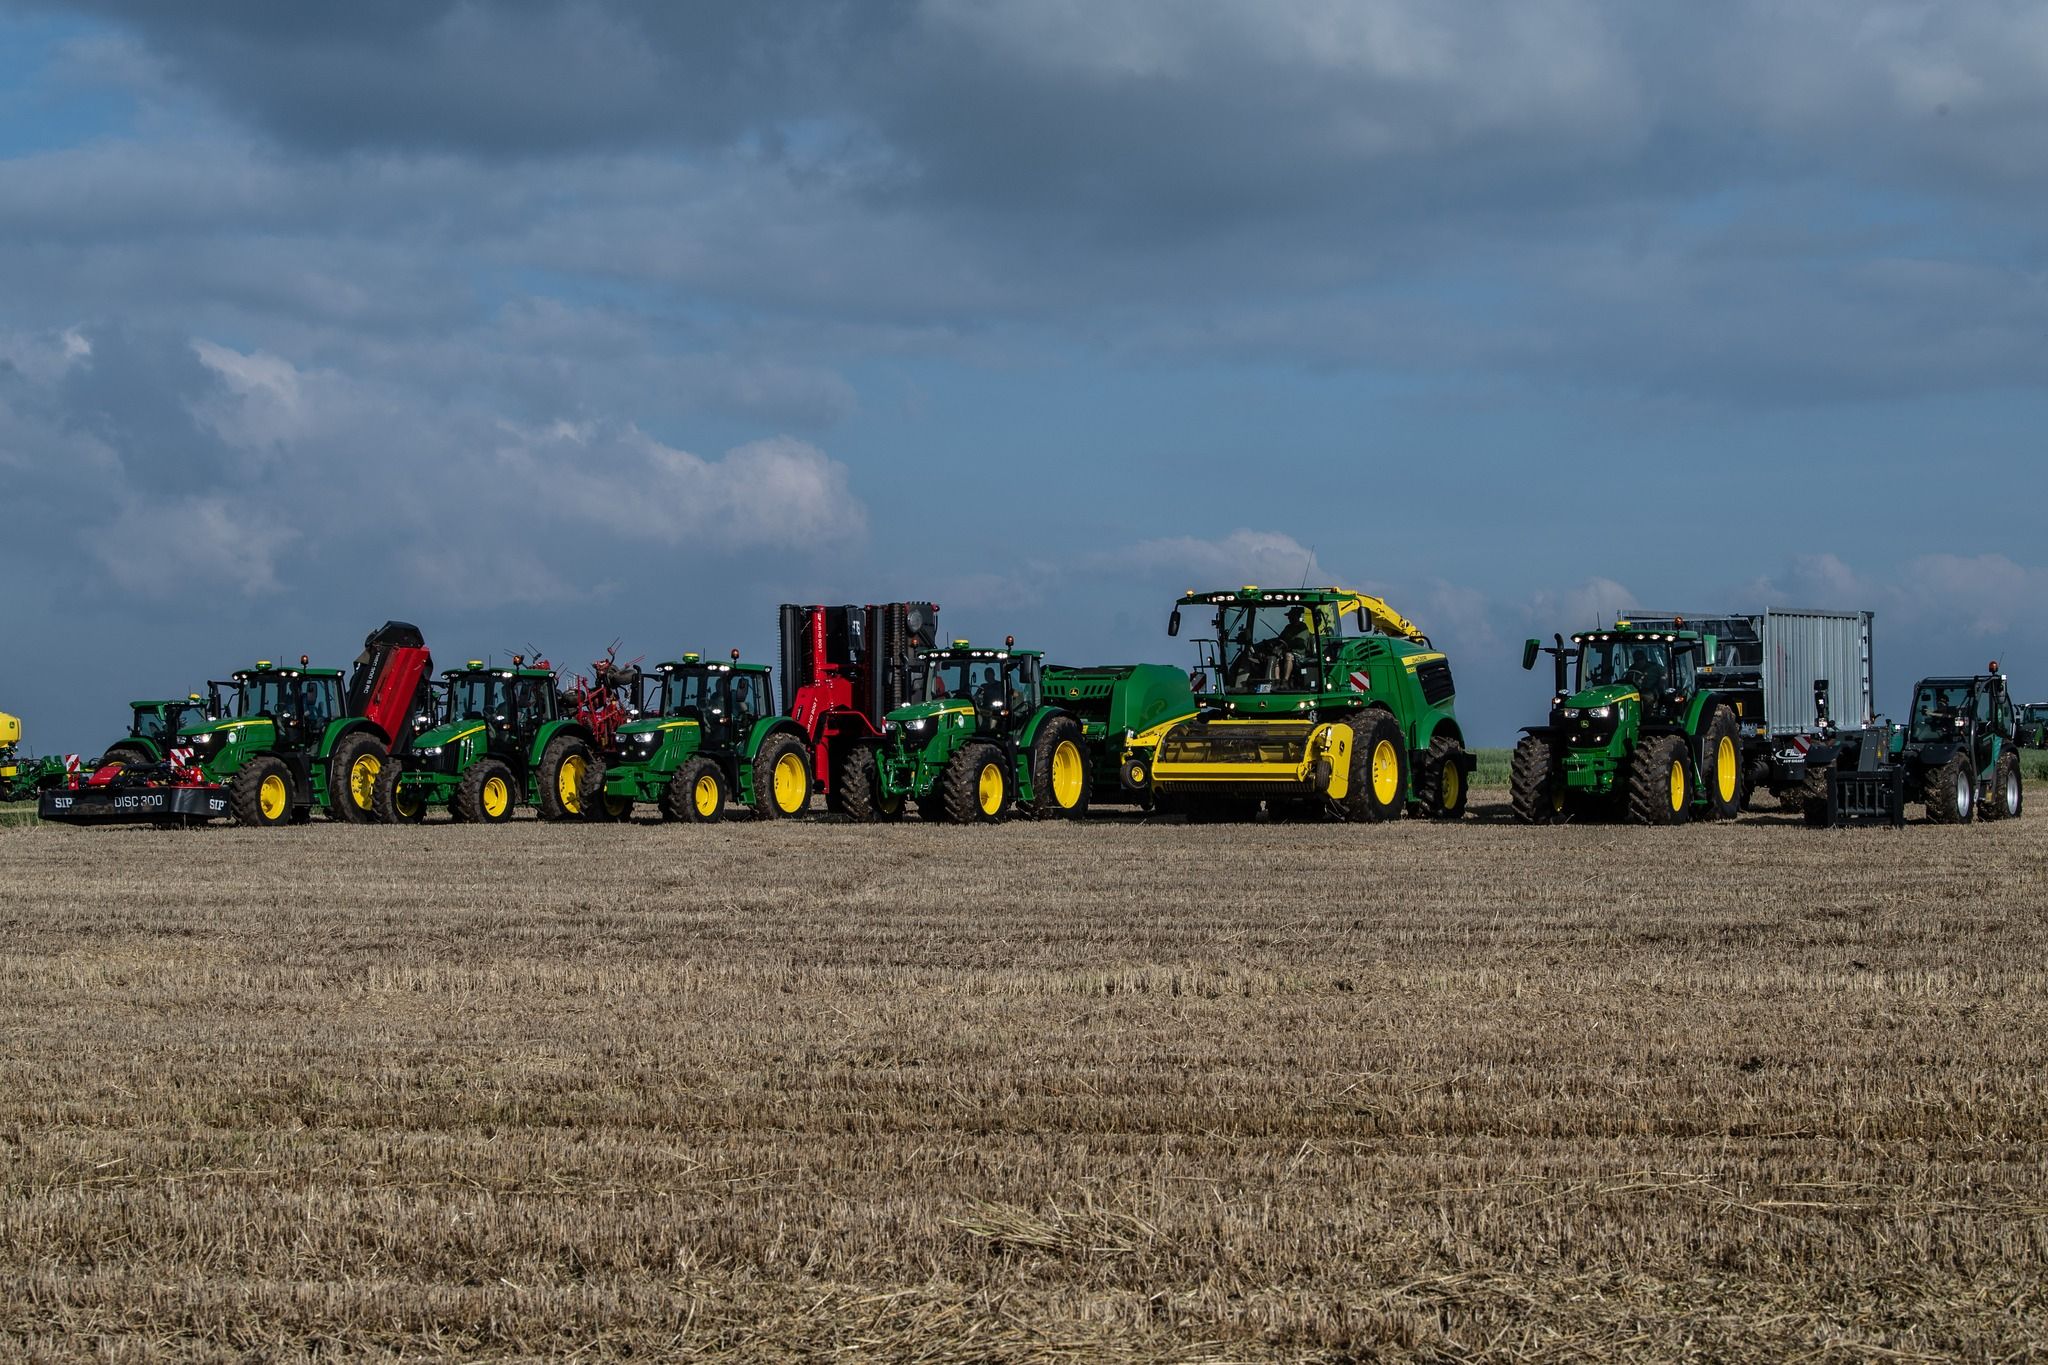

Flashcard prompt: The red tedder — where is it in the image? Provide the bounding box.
[777,601,939,816]
[567,642,644,755]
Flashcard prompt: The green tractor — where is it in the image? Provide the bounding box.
[865,637,1093,822]
[2017,701,2048,750]
[597,651,814,821]
[1890,669,2024,823]
[370,659,606,824]
[1133,587,1472,822]
[94,696,210,771]
[1511,621,1743,825]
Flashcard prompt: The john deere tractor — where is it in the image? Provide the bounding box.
[94,696,210,771]
[1133,587,1472,822]
[2017,701,2048,750]
[598,651,814,821]
[1511,621,1743,825]
[1889,668,2024,823]
[370,659,604,823]
[866,637,1092,822]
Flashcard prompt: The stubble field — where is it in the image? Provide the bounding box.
[2,792,2044,1361]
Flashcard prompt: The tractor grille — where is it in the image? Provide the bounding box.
[1157,722,1310,766]
[1416,660,1456,707]
[1555,713,1620,748]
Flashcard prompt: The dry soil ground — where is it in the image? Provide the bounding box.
[1,793,2044,1361]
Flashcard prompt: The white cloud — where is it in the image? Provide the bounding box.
[91,495,297,598]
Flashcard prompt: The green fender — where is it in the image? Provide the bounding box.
[738,716,808,805]
[1010,706,1074,804]
[193,719,274,781]
[525,719,594,772]
[315,716,383,759]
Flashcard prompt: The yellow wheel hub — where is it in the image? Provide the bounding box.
[772,752,807,813]
[977,761,1005,815]
[605,795,631,818]
[694,774,719,817]
[1370,739,1400,805]
[482,775,510,819]
[1668,760,1686,812]
[395,788,423,819]
[1715,735,1737,803]
[349,753,381,810]
[1442,759,1461,811]
[1050,739,1084,808]
[558,755,587,813]
[259,772,288,821]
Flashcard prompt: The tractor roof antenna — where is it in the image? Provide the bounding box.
[1300,546,1314,589]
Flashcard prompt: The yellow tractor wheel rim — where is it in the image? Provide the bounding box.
[694,774,719,817]
[1669,759,1686,812]
[259,773,288,821]
[349,753,381,810]
[1050,739,1084,808]
[395,787,423,820]
[977,761,1005,815]
[605,795,631,818]
[482,775,511,819]
[1715,735,1737,803]
[1442,760,1462,811]
[1370,739,1400,805]
[772,752,807,813]
[558,754,586,813]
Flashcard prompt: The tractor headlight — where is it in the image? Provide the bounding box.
[632,731,660,745]
[188,732,217,747]
[419,745,443,756]
[1562,708,1581,719]
[906,718,929,733]
[1588,705,1613,719]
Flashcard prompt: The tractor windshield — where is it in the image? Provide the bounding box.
[1214,604,1336,693]
[132,705,199,740]
[1579,639,1689,695]
[235,675,339,729]
[661,670,770,729]
[915,656,1039,724]
[1909,683,1977,743]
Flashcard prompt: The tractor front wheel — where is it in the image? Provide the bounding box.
[327,732,388,825]
[95,745,149,775]
[834,743,902,822]
[1335,710,1405,822]
[537,736,599,821]
[372,763,427,824]
[1627,735,1693,826]
[1925,753,1974,824]
[941,742,1008,824]
[230,756,294,828]
[751,734,813,818]
[1509,734,1565,824]
[1697,706,1743,820]
[455,759,517,824]
[1027,716,1090,819]
[1415,732,1469,820]
[662,759,726,823]
[1982,753,2022,821]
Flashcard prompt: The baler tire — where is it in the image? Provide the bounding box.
[1509,734,1565,824]
[750,733,813,819]
[1626,735,1693,826]
[1982,753,2021,821]
[940,742,1008,824]
[661,759,726,823]
[1696,705,1743,820]
[1924,753,1973,824]
[371,762,426,824]
[834,742,902,822]
[1027,716,1090,819]
[1337,710,1406,822]
[454,759,517,825]
[230,756,294,828]
[327,731,388,825]
[1415,732,1470,820]
[537,735,598,821]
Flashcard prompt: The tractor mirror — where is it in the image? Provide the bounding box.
[1521,638,1540,671]
[1167,609,1182,637]
[1701,633,1718,664]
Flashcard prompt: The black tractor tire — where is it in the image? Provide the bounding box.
[371,762,427,824]
[660,758,727,823]
[1696,706,1743,820]
[1413,732,1470,820]
[326,731,388,825]
[536,735,599,821]
[834,742,903,822]
[1924,752,1974,824]
[229,755,295,828]
[1626,735,1693,826]
[1335,710,1406,823]
[454,758,517,825]
[95,744,150,774]
[940,742,1009,824]
[1982,753,2022,821]
[1508,734,1565,824]
[750,733,813,819]
[1026,716,1090,819]
[583,787,635,822]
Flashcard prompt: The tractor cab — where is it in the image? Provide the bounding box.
[906,641,1043,736]
[443,664,561,750]
[131,698,208,743]
[650,654,774,749]
[198,663,345,749]
[1903,674,2012,758]
[1549,625,1714,729]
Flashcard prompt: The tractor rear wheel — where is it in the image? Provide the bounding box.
[661,759,726,822]
[1414,732,1469,820]
[537,736,598,821]
[95,744,150,774]
[1509,734,1565,824]
[834,742,902,822]
[1925,753,1974,824]
[230,756,294,827]
[1626,735,1693,825]
[1027,716,1090,819]
[751,733,813,818]
[941,742,1009,824]
[372,763,426,824]
[1697,706,1743,820]
[455,759,516,824]
[1336,710,1406,822]
[327,731,388,825]
[1982,753,2022,820]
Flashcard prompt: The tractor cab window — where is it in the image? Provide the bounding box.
[1910,684,1974,743]
[730,673,770,729]
[915,656,1038,727]
[1216,605,1322,692]
[1581,639,1671,694]
[1667,648,1697,696]
[661,670,715,721]
[507,677,552,732]
[301,678,338,729]
[453,675,503,723]
[133,708,169,740]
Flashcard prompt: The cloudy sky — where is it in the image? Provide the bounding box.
[4,1,2045,751]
